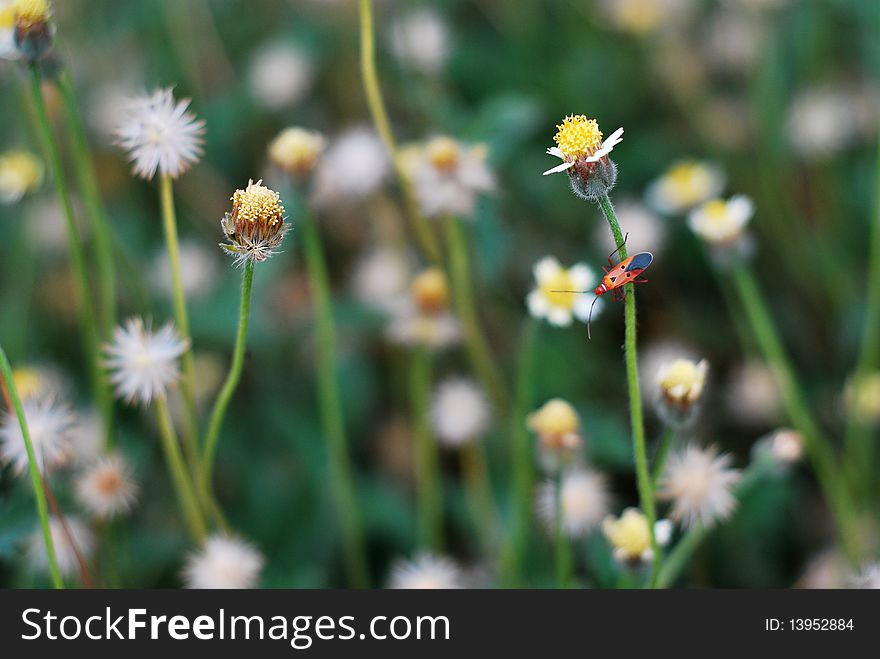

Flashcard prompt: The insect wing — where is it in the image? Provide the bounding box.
[625,251,654,273]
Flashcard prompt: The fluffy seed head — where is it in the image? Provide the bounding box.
[220,179,290,265]
[389,553,463,589]
[0,394,74,475]
[537,468,610,537]
[268,127,325,175]
[115,88,205,180]
[659,444,741,528]
[430,378,491,447]
[75,453,139,519]
[103,317,188,405]
[26,515,95,579]
[183,535,264,589]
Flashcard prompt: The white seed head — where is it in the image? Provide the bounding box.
[659,444,741,528]
[388,553,463,589]
[26,515,95,579]
[0,394,75,476]
[537,468,610,538]
[75,452,139,519]
[429,378,491,447]
[183,535,264,589]
[247,41,314,110]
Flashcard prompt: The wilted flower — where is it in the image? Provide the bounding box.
[26,515,95,579]
[247,41,313,111]
[526,257,601,327]
[75,453,139,519]
[313,128,390,206]
[183,535,264,589]
[0,149,43,203]
[602,508,653,563]
[389,9,449,74]
[151,241,218,300]
[429,378,491,447]
[527,398,583,471]
[220,179,290,266]
[268,127,325,176]
[115,88,205,180]
[409,136,494,218]
[389,553,463,589]
[656,358,709,424]
[688,195,754,247]
[844,371,880,427]
[104,317,188,405]
[659,444,741,528]
[11,0,53,62]
[537,468,610,538]
[646,160,725,215]
[0,394,74,475]
[543,115,623,200]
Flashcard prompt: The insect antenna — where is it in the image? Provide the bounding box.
[587,295,600,340]
[607,232,629,262]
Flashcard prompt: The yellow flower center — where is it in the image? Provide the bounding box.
[658,359,707,405]
[231,180,285,226]
[553,115,603,159]
[12,368,42,400]
[268,127,325,175]
[528,398,580,438]
[95,469,123,496]
[701,199,729,224]
[13,0,49,27]
[410,267,449,314]
[540,268,576,308]
[603,509,651,559]
[0,150,44,194]
[0,5,15,29]
[426,136,460,172]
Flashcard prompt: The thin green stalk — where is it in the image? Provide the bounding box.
[555,474,573,588]
[596,192,660,587]
[155,397,208,543]
[409,349,444,551]
[201,261,254,505]
[500,318,538,587]
[443,216,510,415]
[301,213,369,588]
[730,262,861,560]
[652,427,676,485]
[27,66,112,447]
[358,0,442,264]
[460,442,497,557]
[0,346,64,589]
[55,72,116,339]
[158,175,200,470]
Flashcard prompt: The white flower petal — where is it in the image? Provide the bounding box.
[534,257,561,283]
[542,161,574,176]
[526,289,549,318]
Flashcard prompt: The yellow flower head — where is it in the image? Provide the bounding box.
[553,115,604,160]
[603,508,651,562]
[688,195,754,246]
[268,127,325,176]
[527,398,581,448]
[658,358,709,410]
[13,0,49,28]
[0,150,44,204]
[425,136,460,172]
[410,267,450,315]
[647,160,725,214]
[220,179,289,265]
[846,372,880,426]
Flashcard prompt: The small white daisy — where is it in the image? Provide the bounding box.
[536,468,610,538]
[429,378,492,447]
[26,515,95,579]
[659,444,741,528]
[75,452,139,520]
[313,128,390,206]
[646,160,725,215]
[526,257,602,327]
[388,553,463,589]
[409,136,494,218]
[115,87,205,180]
[104,317,188,405]
[183,535,264,589]
[0,394,75,476]
[389,9,450,74]
[688,195,754,247]
[542,115,624,176]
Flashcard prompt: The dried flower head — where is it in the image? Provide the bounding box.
[220,179,290,266]
[656,358,709,424]
[0,149,43,203]
[688,195,754,247]
[660,444,741,528]
[268,127,325,176]
[183,535,264,589]
[75,452,139,519]
[409,136,494,218]
[1,394,74,475]
[646,160,725,215]
[543,115,623,199]
[389,553,463,589]
[104,317,188,405]
[429,378,492,447]
[537,468,610,538]
[115,88,205,180]
[603,508,653,563]
[526,257,602,327]
[11,0,53,62]
[26,515,95,578]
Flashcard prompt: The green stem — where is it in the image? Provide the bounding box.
[0,346,64,589]
[500,318,538,587]
[55,72,116,340]
[730,262,861,560]
[443,216,510,415]
[301,213,369,588]
[652,427,676,485]
[358,0,442,264]
[596,192,660,588]
[459,442,497,557]
[555,473,573,588]
[158,175,200,471]
[27,66,112,448]
[201,260,254,526]
[155,397,208,543]
[409,349,444,551]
